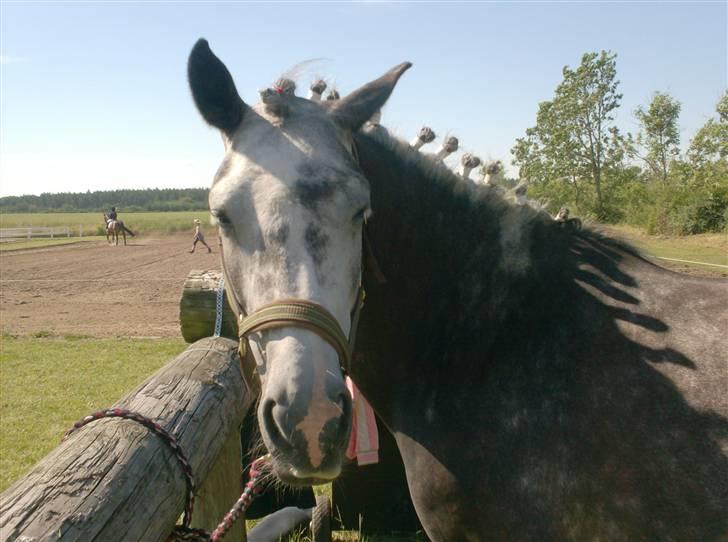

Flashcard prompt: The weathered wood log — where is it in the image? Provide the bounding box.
[180,270,239,343]
[0,337,260,542]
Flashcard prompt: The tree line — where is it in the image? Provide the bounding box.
[0,188,209,213]
[510,51,727,234]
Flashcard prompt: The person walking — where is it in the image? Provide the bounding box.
[190,218,212,253]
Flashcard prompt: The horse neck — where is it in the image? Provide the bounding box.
[352,131,568,415]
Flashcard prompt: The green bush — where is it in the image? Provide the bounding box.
[528,160,727,235]
[639,181,727,235]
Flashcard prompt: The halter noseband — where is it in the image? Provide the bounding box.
[236,290,365,375]
[218,241,367,376]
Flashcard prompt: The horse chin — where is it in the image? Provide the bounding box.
[270,455,343,487]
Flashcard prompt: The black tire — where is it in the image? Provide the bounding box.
[311,494,331,542]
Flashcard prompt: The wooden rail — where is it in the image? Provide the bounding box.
[0,227,71,241]
[0,337,260,542]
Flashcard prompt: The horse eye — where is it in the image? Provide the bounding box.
[211,210,232,227]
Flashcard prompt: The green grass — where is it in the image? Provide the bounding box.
[0,211,209,236]
[0,235,106,252]
[605,225,727,270]
[0,334,186,492]
[1,335,419,541]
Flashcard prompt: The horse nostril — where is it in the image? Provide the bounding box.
[261,399,289,450]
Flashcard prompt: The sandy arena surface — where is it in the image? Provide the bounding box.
[0,234,219,338]
[0,233,723,338]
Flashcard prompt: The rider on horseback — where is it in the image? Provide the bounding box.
[107,207,135,237]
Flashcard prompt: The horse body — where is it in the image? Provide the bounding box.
[103,213,126,245]
[350,130,728,540]
[187,41,727,540]
[103,213,134,245]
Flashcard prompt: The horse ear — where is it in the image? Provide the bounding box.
[188,39,246,135]
[329,62,412,131]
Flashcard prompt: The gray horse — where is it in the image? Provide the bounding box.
[188,39,727,541]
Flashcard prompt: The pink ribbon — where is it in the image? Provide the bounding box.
[345,376,379,466]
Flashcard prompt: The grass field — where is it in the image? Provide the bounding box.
[0,334,186,492]
[605,225,727,271]
[0,211,210,236]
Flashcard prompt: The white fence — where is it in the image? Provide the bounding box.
[0,226,71,242]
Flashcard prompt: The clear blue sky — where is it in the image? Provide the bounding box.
[0,1,725,197]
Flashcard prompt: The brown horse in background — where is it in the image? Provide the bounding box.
[103,214,126,246]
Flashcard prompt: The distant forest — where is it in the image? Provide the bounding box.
[0,188,209,213]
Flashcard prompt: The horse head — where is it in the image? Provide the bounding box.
[188,39,410,485]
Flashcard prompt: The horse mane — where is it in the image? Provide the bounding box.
[355,126,557,256]
[356,125,648,265]
[352,126,572,342]
[352,124,659,356]
[358,125,529,220]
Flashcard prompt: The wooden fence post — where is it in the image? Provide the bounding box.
[179,270,239,343]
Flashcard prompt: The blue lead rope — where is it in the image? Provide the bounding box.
[214,276,225,337]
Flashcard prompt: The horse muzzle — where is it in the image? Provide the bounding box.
[237,299,358,484]
[259,379,352,484]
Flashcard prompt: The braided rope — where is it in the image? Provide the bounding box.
[214,276,225,337]
[65,409,270,542]
[208,456,269,541]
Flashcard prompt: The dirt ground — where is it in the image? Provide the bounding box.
[0,232,723,339]
[0,233,219,338]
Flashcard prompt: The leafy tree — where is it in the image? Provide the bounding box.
[512,51,625,219]
[688,91,728,167]
[631,92,682,183]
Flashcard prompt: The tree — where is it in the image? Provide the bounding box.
[632,92,682,183]
[512,51,625,219]
[688,91,728,167]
